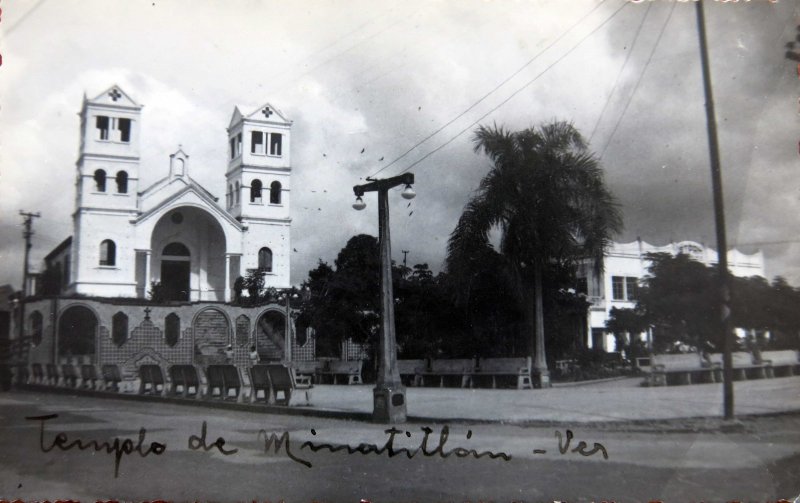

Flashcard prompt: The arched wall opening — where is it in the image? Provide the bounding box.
[58,305,98,363]
[149,206,227,301]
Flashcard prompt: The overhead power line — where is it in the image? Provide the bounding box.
[598,2,677,159]
[588,1,652,143]
[369,0,610,179]
[395,0,631,177]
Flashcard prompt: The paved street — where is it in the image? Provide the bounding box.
[1,381,799,502]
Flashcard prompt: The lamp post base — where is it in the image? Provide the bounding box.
[533,369,551,389]
[373,384,407,423]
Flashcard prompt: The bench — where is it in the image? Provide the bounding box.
[248,365,272,403]
[269,364,312,405]
[138,364,166,395]
[168,365,201,397]
[421,359,476,388]
[31,363,44,384]
[397,359,426,387]
[102,364,123,391]
[45,363,59,386]
[61,364,79,388]
[635,356,652,372]
[320,360,363,385]
[205,365,242,400]
[709,352,768,381]
[759,350,799,378]
[80,365,100,390]
[649,353,717,386]
[291,360,322,386]
[474,357,532,389]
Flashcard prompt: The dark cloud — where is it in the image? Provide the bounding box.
[1,0,797,289]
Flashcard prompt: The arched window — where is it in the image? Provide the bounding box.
[258,247,273,272]
[112,312,128,347]
[270,181,282,204]
[94,169,107,192]
[251,179,263,203]
[235,182,240,204]
[99,240,116,266]
[162,242,190,256]
[29,311,43,346]
[165,313,180,347]
[116,171,128,194]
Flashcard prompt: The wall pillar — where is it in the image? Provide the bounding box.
[224,254,232,302]
[144,250,152,298]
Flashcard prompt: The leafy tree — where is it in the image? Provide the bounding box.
[446,122,622,383]
[298,235,381,357]
[242,269,265,304]
[635,252,718,352]
[606,306,650,359]
[763,277,800,349]
[395,264,470,358]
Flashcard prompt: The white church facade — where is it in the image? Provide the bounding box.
[14,86,317,378]
[52,85,292,302]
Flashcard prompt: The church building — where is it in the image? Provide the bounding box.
[16,86,314,381]
[51,85,292,301]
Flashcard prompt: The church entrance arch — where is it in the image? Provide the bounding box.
[58,305,98,362]
[160,242,190,301]
[150,207,227,301]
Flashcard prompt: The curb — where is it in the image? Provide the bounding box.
[11,384,800,430]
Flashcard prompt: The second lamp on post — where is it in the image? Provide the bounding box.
[352,172,415,424]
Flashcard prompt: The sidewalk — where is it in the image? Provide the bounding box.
[306,376,800,423]
[17,375,800,424]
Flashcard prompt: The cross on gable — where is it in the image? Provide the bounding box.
[262,107,273,118]
[144,307,152,320]
[109,89,122,101]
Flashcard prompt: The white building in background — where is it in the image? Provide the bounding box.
[578,240,765,351]
[48,85,292,302]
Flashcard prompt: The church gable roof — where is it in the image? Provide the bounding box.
[228,106,243,129]
[244,102,291,124]
[85,85,141,109]
[135,182,242,231]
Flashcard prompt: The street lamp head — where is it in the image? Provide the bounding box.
[401,184,416,200]
[352,196,366,210]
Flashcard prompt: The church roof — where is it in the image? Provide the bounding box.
[83,84,142,110]
[229,102,291,129]
[135,182,243,231]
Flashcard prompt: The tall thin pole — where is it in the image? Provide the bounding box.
[695,1,734,420]
[377,188,401,389]
[353,172,413,423]
[18,211,40,355]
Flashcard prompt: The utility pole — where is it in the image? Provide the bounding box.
[18,211,41,345]
[401,250,409,268]
[352,172,416,423]
[694,1,734,420]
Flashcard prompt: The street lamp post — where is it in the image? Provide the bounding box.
[353,172,415,423]
[280,291,298,363]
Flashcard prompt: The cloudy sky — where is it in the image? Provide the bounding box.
[1,0,798,288]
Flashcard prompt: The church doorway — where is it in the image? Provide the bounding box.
[161,260,190,301]
[160,242,190,301]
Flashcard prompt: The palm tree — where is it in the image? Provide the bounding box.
[446,121,622,387]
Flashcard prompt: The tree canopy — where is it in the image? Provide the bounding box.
[446,121,622,380]
[607,253,800,352]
